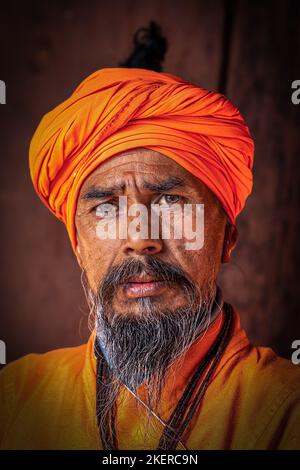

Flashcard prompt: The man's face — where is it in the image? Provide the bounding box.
[75,149,231,442]
[75,148,227,317]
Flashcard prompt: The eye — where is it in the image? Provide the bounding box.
[95,202,117,218]
[158,194,181,205]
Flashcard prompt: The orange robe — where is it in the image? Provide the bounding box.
[1,307,300,450]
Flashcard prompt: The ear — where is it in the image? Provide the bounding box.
[221,223,238,263]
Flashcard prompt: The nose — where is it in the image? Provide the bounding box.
[119,197,164,256]
[122,235,163,256]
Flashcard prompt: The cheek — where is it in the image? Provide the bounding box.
[204,225,225,262]
[195,229,225,282]
[76,218,120,291]
[168,234,222,286]
[165,237,205,279]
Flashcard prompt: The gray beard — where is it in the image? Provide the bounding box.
[81,258,222,448]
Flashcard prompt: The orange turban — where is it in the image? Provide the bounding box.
[29,67,254,256]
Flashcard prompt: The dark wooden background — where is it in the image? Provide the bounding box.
[0,0,299,362]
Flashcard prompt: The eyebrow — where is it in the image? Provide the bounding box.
[82,183,125,200]
[143,176,185,192]
[82,177,186,200]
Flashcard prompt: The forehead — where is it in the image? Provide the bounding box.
[79,148,209,194]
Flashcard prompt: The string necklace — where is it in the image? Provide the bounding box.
[95,302,234,450]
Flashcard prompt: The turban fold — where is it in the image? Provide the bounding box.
[29,67,254,255]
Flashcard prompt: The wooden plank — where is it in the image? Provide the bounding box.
[219,0,300,358]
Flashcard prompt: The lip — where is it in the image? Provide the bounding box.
[122,276,167,298]
[123,274,162,283]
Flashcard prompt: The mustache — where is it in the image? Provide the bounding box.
[98,256,196,302]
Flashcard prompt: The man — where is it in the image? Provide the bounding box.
[0,68,299,450]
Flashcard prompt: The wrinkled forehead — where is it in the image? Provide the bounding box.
[78,148,219,203]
